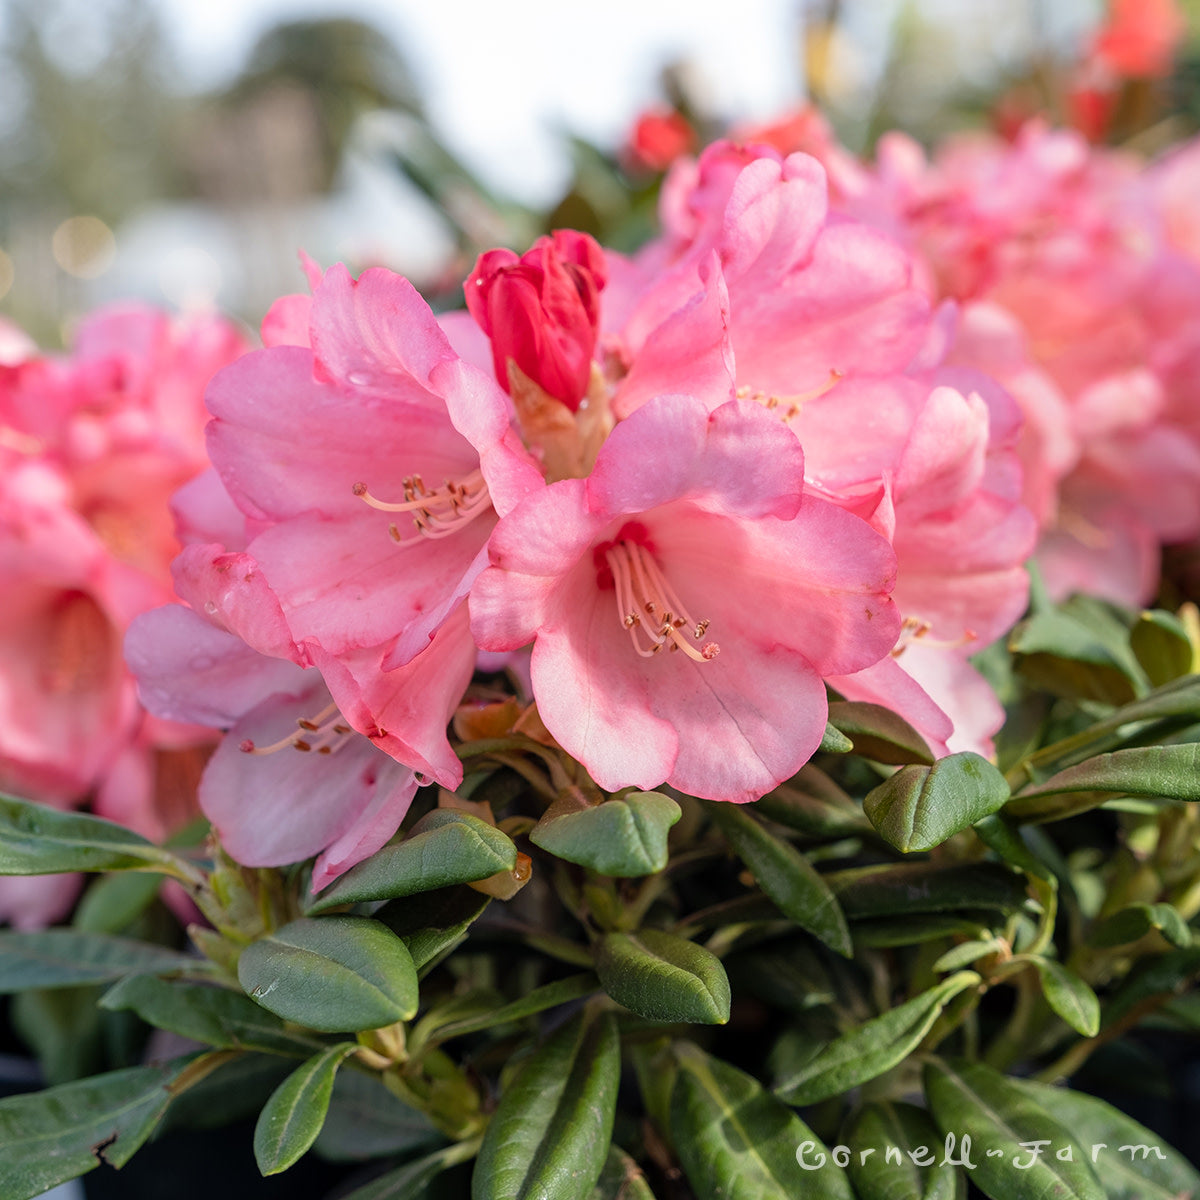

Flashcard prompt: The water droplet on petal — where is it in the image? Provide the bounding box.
[347,370,371,386]
[203,600,218,615]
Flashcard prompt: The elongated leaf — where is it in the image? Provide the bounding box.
[309,811,517,912]
[1031,959,1100,1037]
[1011,745,1200,810]
[707,803,850,955]
[827,862,1029,919]
[1009,1080,1200,1200]
[973,814,1056,880]
[0,1056,197,1198]
[1091,902,1192,948]
[531,792,680,876]
[933,938,1004,973]
[589,1144,656,1200]
[254,1042,358,1175]
[1130,611,1193,687]
[775,973,979,1106]
[237,916,418,1032]
[753,767,873,837]
[850,912,1001,948]
[419,973,597,1046]
[844,1101,962,1200]
[472,1009,619,1200]
[863,753,1011,853]
[924,1059,1105,1200]
[827,701,936,765]
[670,1045,853,1200]
[0,930,196,992]
[99,974,320,1055]
[0,794,180,875]
[1102,946,1200,1026]
[73,872,165,934]
[375,886,490,974]
[314,1068,439,1162]
[338,1147,458,1199]
[596,929,730,1025]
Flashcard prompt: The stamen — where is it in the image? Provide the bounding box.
[604,539,720,664]
[737,369,843,423]
[239,702,357,756]
[352,469,491,545]
[890,615,978,657]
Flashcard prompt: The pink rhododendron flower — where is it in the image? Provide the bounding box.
[1091,0,1186,79]
[625,108,696,173]
[466,231,608,413]
[471,393,901,802]
[204,263,540,788]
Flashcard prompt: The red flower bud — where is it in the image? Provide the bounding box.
[465,230,607,412]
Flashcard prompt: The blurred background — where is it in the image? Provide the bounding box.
[2,0,1199,343]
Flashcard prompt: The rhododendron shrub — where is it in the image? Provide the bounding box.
[0,306,249,926]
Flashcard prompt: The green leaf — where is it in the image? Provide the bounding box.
[819,722,855,753]
[863,753,1011,853]
[1009,745,1200,815]
[0,929,196,992]
[1102,946,1200,1026]
[237,916,418,1032]
[0,794,184,876]
[472,1009,619,1200]
[72,871,165,934]
[753,767,873,838]
[253,1042,358,1175]
[1129,610,1193,687]
[844,1101,962,1200]
[827,862,1029,919]
[375,885,491,974]
[0,1056,198,1198]
[1092,902,1192,948]
[588,1144,656,1200]
[1008,1080,1200,1200]
[416,973,597,1047]
[973,814,1056,880]
[849,913,1001,948]
[827,701,936,764]
[774,972,979,1106]
[595,929,730,1025]
[933,938,1004,973]
[530,791,680,876]
[99,974,320,1055]
[338,1146,462,1199]
[1010,598,1145,705]
[308,810,517,912]
[707,803,851,956]
[670,1044,854,1200]
[314,1067,439,1161]
[1031,959,1101,1036]
[924,1058,1105,1200]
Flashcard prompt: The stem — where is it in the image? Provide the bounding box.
[1035,994,1171,1083]
[983,969,1043,1072]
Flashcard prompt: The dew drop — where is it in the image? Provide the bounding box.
[347,370,371,386]
[203,600,218,615]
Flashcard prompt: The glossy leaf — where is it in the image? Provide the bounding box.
[1031,959,1100,1036]
[924,1059,1105,1200]
[774,972,979,1106]
[707,803,851,955]
[670,1045,854,1200]
[933,938,1004,973]
[472,1009,619,1200]
[0,1056,198,1198]
[0,929,196,992]
[595,929,730,1025]
[1129,610,1193,687]
[1091,902,1192,948]
[753,767,873,838]
[99,974,319,1055]
[1009,745,1200,814]
[314,1068,439,1162]
[375,886,491,974]
[309,810,517,912]
[418,973,597,1046]
[530,791,680,876]
[253,1042,358,1175]
[588,1144,656,1200]
[844,1101,962,1200]
[863,753,1010,853]
[827,862,1029,919]
[237,916,418,1032]
[1010,1080,1200,1200]
[827,701,936,764]
[0,794,181,876]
